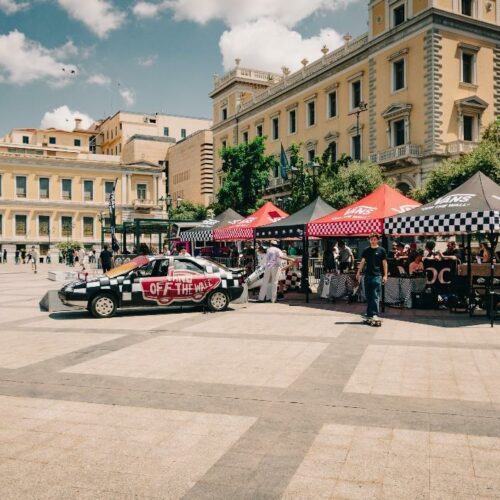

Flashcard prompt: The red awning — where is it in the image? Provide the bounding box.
[307,184,420,237]
[214,202,288,241]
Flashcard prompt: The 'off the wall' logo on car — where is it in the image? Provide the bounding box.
[342,206,377,218]
[141,272,221,305]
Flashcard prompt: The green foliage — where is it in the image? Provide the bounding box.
[56,241,81,253]
[411,119,500,203]
[216,136,277,215]
[320,148,352,178]
[285,143,314,213]
[169,201,207,221]
[318,160,387,208]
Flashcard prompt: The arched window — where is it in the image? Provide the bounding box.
[396,182,411,195]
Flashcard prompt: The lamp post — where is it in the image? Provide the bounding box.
[159,194,174,249]
[307,160,321,198]
[355,100,368,161]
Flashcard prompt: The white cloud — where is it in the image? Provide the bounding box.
[219,19,344,73]
[40,105,95,131]
[87,73,111,85]
[119,86,135,106]
[137,54,157,67]
[0,0,29,15]
[57,0,126,38]
[0,31,78,86]
[133,0,353,26]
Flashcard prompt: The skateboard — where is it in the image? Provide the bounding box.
[362,316,382,327]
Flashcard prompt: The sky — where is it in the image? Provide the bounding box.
[0,0,367,137]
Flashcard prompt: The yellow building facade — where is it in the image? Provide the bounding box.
[211,0,500,196]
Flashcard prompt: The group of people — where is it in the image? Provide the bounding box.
[323,240,355,273]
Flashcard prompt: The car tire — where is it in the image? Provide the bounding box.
[89,293,117,318]
[206,290,229,312]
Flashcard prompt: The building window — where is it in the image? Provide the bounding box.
[22,136,29,144]
[272,117,279,140]
[256,124,263,137]
[288,109,297,134]
[393,4,405,26]
[84,180,94,201]
[351,80,362,110]
[62,179,72,200]
[83,217,94,237]
[461,0,473,16]
[38,215,50,236]
[61,216,73,238]
[49,137,56,145]
[163,127,169,136]
[0,214,2,235]
[307,101,316,127]
[242,131,249,143]
[39,177,49,199]
[463,115,476,141]
[15,215,27,236]
[105,181,114,201]
[307,149,316,163]
[328,141,338,162]
[221,107,228,121]
[181,128,187,139]
[392,119,406,146]
[461,51,475,84]
[16,176,27,198]
[393,59,405,91]
[137,184,147,199]
[327,91,337,118]
[74,139,81,147]
[351,135,361,160]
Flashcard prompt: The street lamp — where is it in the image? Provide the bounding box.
[355,100,368,161]
[307,160,321,198]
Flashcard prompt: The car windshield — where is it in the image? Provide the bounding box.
[196,257,232,272]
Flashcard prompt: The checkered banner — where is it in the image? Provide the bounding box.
[179,229,213,241]
[213,226,254,241]
[307,218,384,237]
[384,210,500,235]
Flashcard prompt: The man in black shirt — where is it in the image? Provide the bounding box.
[356,233,388,320]
[99,244,113,273]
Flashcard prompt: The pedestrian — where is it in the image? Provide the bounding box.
[99,244,113,273]
[338,240,354,272]
[2,249,6,263]
[15,250,20,264]
[21,249,26,264]
[409,249,425,275]
[30,246,38,274]
[178,246,191,257]
[258,240,286,303]
[356,233,388,322]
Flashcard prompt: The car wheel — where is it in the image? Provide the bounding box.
[206,290,229,312]
[90,294,117,318]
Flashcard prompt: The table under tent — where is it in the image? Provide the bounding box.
[255,197,336,297]
[385,171,500,326]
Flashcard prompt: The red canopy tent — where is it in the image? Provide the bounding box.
[214,202,288,241]
[307,184,420,237]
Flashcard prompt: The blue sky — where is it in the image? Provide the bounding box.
[0,0,367,136]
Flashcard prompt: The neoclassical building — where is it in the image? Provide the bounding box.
[210,0,500,195]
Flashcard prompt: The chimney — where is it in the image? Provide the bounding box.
[74,118,82,131]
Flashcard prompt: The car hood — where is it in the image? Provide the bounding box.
[105,255,150,278]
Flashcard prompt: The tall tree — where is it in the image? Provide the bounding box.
[215,136,278,216]
[285,143,314,213]
[169,201,208,221]
[318,160,387,208]
[411,118,500,203]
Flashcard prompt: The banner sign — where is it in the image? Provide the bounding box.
[424,260,457,293]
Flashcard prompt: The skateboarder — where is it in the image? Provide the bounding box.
[356,233,388,325]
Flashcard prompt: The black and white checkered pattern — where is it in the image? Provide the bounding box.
[179,228,213,241]
[385,210,500,235]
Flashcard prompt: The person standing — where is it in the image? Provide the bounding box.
[99,244,113,273]
[338,240,354,272]
[30,246,38,274]
[2,249,6,263]
[15,249,20,265]
[258,240,284,303]
[356,234,388,321]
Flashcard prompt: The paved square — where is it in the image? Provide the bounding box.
[0,395,256,498]
[344,345,500,402]
[182,313,344,337]
[283,424,500,499]
[62,335,329,387]
[0,330,124,369]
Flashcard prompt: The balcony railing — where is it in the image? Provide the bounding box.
[266,177,291,190]
[133,198,157,210]
[213,67,281,90]
[369,144,422,165]
[445,140,479,155]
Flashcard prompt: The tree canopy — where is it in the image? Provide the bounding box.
[214,136,277,216]
[169,201,208,221]
[411,118,500,203]
[284,143,314,213]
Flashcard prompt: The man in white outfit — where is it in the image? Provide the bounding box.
[258,240,283,303]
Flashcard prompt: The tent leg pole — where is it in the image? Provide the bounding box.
[253,235,256,271]
[302,233,309,303]
[467,233,472,310]
[381,234,387,314]
[488,230,497,328]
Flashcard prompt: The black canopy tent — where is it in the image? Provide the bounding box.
[385,171,500,326]
[179,208,243,242]
[256,197,336,300]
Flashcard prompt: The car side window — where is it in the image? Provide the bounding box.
[173,259,204,274]
[156,260,169,276]
[136,262,155,278]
